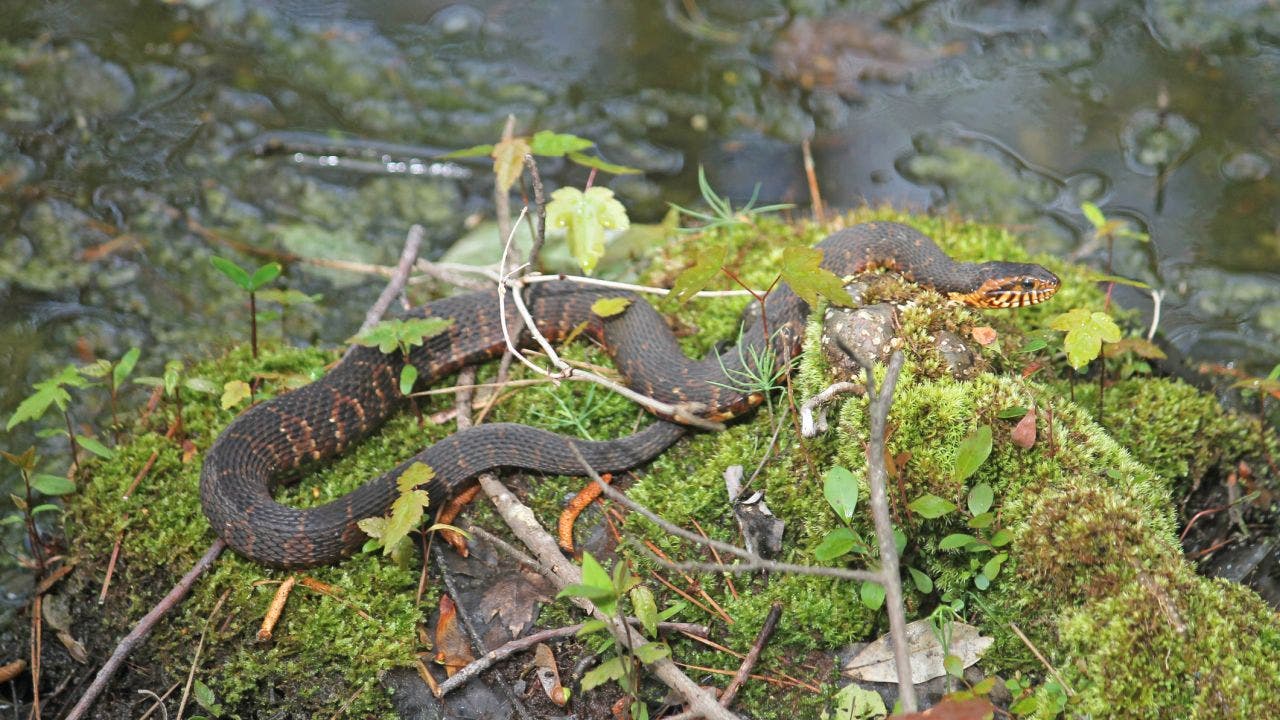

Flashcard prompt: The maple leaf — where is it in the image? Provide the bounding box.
[1049,308,1121,370]
[668,243,728,305]
[780,245,853,307]
[545,186,630,273]
[492,136,532,194]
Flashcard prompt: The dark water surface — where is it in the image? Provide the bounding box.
[1,1,1277,578]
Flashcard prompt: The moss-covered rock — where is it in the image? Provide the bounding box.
[59,208,1277,718]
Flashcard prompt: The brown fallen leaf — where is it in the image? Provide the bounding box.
[434,594,475,677]
[532,643,568,706]
[1011,407,1037,449]
[970,326,998,346]
[892,696,995,719]
[0,659,26,683]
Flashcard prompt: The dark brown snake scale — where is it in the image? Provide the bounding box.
[200,222,1060,567]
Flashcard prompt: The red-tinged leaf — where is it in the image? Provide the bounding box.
[1011,407,1037,449]
[434,595,474,677]
[1102,337,1167,359]
[1021,361,1044,379]
[893,696,996,720]
[970,326,998,346]
[492,136,532,193]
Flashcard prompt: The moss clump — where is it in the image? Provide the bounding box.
[61,208,1278,719]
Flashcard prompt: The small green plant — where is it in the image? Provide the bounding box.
[545,186,631,274]
[559,552,682,720]
[7,365,97,473]
[348,317,455,410]
[528,383,610,439]
[76,347,141,443]
[2,447,72,570]
[357,462,466,559]
[668,166,792,233]
[906,425,1012,592]
[1007,673,1070,717]
[447,130,641,192]
[134,360,218,440]
[210,256,282,358]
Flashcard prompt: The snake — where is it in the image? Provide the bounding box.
[200,222,1060,567]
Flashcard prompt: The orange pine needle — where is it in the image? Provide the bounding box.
[257,575,296,641]
[436,484,482,556]
[557,473,612,553]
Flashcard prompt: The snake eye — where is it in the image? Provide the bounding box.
[1021,278,1036,290]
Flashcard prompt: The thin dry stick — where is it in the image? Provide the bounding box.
[860,350,916,712]
[256,576,296,641]
[475,475,738,720]
[801,139,825,225]
[567,445,878,584]
[1008,622,1075,696]
[99,526,126,603]
[65,540,227,720]
[519,272,756,298]
[136,682,181,720]
[522,153,547,264]
[435,619,709,698]
[799,381,864,437]
[720,601,783,708]
[358,224,423,333]
[175,589,231,720]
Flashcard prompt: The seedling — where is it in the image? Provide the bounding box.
[210,256,282,358]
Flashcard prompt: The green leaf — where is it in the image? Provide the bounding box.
[967,482,994,516]
[193,679,223,716]
[7,385,68,430]
[78,359,112,379]
[908,566,934,594]
[669,243,728,305]
[631,585,658,637]
[860,581,885,610]
[75,435,114,459]
[814,527,858,561]
[657,601,686,621]
[357,462,433,555]
[590,297,632,318]
[779,245,854,308]
[31,504,61,515]
[974,573,990,590]
[248,262,282,291]
[350,317,455,355]
[258,288,323,306]
[939,533,977,550]
[967,512,995,529]
[399,365,418,396]
[113,347,141,387]
[441,143,494,159]
[983,552,1008,580]
[579,551,617,615]
[633,641,670,664]
[893,526,907,555]
[1081,201,1107,230]
[210,256,252,290]
[581,655,626,691]
[32,474,75,496]
[566,151,643,175]
[558,583,618,603]
[954,425,993,482]
[908,493,956,519]
[823,466,859,522]
[528,130,594,157]
[424,523,470,539]
[545,186,630,274]
[1049,308,1122,370]
[1084,271,1151,290]
[943,652,965,678]
[577,619,608,636]
[1019,338,1048,354]
[184,377,218,395]
[221,380,252,411]
[997,405,1029,419]
[990,529,1014,547]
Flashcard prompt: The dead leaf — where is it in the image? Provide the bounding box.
[181,439,197,464]
[1020,362,1044,379]
[892,696,995,719]
[844,619,993,684]
[434,594,475,677]
[58,630,88,663]
[473,570,553,639]
[533,643,568,706]
[970,326,998,346]
[1011,407,1037,449]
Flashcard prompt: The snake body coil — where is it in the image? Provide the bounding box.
[200,222,1059,567]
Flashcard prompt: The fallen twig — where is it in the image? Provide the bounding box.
[1009,622,1075,696]
[63,540,226,720]
[475,475,737,719]
[358,225,423,334]
[802,139,825,225]
[256,576,296,641]
[175,589,230,720]
[719,601,782,708]
[799,381,864,437]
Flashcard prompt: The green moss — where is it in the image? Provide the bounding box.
[64,209,1279,718]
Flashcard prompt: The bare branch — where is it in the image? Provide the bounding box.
[800,381,864,438]
[358,224,423,333]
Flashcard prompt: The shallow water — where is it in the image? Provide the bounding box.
[1,1,1277,574]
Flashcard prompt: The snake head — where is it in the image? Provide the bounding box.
[970,262,1061,308]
